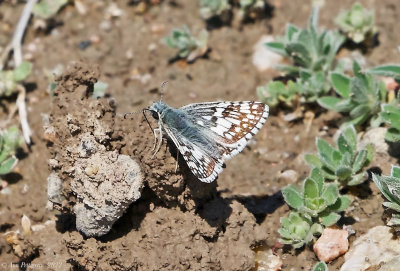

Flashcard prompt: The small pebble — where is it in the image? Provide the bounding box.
[99,20,112,32]
[313,228,349,263]
[277,169,298,184]
[78,40,91,50]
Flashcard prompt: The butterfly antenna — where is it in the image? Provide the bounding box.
[123,109,144,119]
[160,81,168,101]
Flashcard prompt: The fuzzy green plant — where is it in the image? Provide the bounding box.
[278,211,323,249]
[305,125,374,186]
[335,2,377,44]
[33,0,68,19]
[367,64,400,141]
[367,64,400,83]
[313,262,328,271]
[0,126,22,175]
[265,7,345,101]
[282,168,351,226]
[165,26,208,62]
[257,80,298,108]
[0,61,32,97]
[279,167,350,249]
[380,96,400,142]
[199,0,231,20]
[373,166,400,226]
[318,61,387,127]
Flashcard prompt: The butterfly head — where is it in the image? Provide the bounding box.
[148,101,168,120]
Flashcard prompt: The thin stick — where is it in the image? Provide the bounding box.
[12,0,37,66]
[16,85,31,145]
[0,0,38,70]
[1,0,37,145]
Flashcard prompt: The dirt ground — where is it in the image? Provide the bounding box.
[1,0,400,270]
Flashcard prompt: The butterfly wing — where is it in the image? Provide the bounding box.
[181,101,269,159]
[162,125,223,183]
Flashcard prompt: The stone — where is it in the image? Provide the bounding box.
[313,228,349,263]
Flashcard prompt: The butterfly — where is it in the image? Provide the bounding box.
[148,100,269,183]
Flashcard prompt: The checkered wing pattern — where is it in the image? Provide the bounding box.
[163,126,224,183]
[181,101,269,160]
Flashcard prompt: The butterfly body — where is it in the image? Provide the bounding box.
[148,100,269,183]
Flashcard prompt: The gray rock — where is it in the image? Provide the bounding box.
[340,226,400,271]
[47,172,64,204]
[71,136,143,236]
[71,144,143,237]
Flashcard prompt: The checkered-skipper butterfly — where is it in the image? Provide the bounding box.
[147,99,269,183]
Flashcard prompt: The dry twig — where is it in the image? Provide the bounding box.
[0,0,38,145]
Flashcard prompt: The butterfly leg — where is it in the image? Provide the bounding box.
[175,151,179,172]
[151,120,163,157]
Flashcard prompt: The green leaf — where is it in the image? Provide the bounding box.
[286,43,311,67]
[372,174,400,205]
[321,183,339,206]
[310,168,324,193]
[336,166,353,180]
[331,72,351,98]
[367,65,400,80]
[385,128,400,142]
[321,212,341,226]
[353,149,367,173]
[381,104,400,129]
[353,60,362,76]
[392,166,400,178]
[304,154,323,168]
[304,178,319,199]
[312,262,328,271]
[0,156,18,175]
[365,143,375,165]
[337,134,352,155]
[316,138,336,171]
[349,104,370,119]
[383,202,400,212]
[265,42,287,56]
[13,61,32,82]
[33,0,68,19]
[282,185,304,209]
[330,195,351,212]
[341,125,357,152]
[317,96,343,111]
[286,24,299,41]
[388,214,400,226]
[347,172,367,186]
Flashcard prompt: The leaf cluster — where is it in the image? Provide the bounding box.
[0,62,32,97]
[373,166,400,226]
[335,2,377,44]
[280,168,350,248]
[0,126,22,175]
[318,61,387,127]
[305,125,374,186]
[265,7,345,101]
[165,26,208,62]
[199,0,231,20]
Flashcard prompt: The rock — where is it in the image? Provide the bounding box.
[254,248,283,271]
[378,255,400,271]
[252,35,283,72]
[359,127,388,153]
[313,228,349,263]
[47,172,64,204]
[340,226,400,271]
[72,151,143,237]
[277,169,298,184]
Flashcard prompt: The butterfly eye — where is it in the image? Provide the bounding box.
[151,111,159,120]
